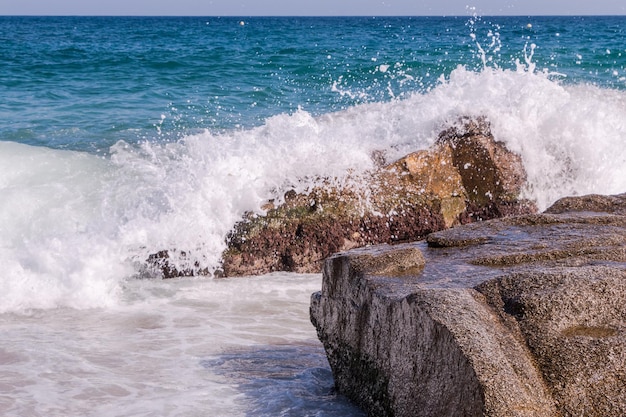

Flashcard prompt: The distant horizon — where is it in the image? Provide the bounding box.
[2,0,625,18]
[2,13,626,17]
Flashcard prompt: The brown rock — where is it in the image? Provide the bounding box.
[437,116,527,206]
[220,116,535,277]
[383,145,466,228]
[222,201,445,277]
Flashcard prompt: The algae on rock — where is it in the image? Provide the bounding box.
[220,116,535,277]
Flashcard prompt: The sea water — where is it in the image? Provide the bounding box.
[1,15,625,416]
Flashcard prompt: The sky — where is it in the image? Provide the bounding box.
[1,0,625,16]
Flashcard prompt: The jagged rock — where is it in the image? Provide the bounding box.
[143,250,210,279]
[436,116,527,206]
[310,192,626,417]
[221,117,535,277]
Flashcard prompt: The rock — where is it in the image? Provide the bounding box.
[437,116,528,207]
[143,249,210,279]
[221,117,535,277]
[310,192,626,417]
[544,192,626,215]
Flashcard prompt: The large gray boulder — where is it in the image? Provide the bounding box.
[310,193,626,416]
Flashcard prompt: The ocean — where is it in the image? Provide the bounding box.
[1,15,625,416]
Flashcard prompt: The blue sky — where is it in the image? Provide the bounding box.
[2,0,625,16]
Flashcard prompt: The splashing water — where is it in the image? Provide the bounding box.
[0,15,625,417]
[2,64,626,311]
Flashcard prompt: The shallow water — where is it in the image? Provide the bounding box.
[0,274,364,417]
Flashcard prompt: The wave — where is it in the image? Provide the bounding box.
[1,65,625,312]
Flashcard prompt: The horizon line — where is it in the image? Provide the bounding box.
[2,13,626,18]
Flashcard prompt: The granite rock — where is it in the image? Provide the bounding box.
[311,192,626,416]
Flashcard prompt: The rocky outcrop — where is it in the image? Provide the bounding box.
[143,250,209,279]
[310,193,626,417]
[220,117,535,277]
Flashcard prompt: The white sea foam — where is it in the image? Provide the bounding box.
[0,274,360,417]
[1,66,625,312]
[0,142,131,312]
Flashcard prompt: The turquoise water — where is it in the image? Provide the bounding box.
[2,16,625,151]
[1,15,626,417]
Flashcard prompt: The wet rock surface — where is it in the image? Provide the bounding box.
[310,193,626,417]
[220,117,535,277]
[143,250,210,279]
